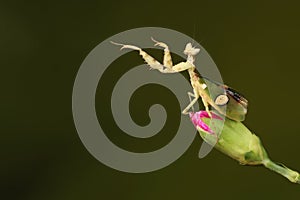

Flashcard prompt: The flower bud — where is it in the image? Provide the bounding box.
[190,110,300,183]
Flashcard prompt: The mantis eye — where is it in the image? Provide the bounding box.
[215,94,229,106]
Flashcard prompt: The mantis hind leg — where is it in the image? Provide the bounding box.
[187,92,195,112]
[182,91,199,115]
[182,91,212,118]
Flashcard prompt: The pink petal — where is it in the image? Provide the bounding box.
[189,111,222,135]
[198,111,223,120]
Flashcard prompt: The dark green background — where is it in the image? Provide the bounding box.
[3,0,300,199]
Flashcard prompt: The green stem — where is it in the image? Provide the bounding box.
[263,159,300,184]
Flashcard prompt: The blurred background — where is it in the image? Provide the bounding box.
[2,0,300,199]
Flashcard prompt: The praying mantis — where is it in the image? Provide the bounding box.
[111,38,248,122]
